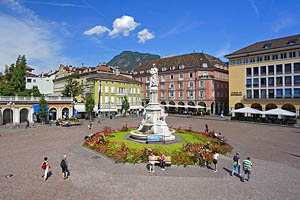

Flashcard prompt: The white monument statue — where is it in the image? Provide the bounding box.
[130,64,175,142]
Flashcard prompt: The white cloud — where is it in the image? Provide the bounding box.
[0,0,75,73]
[109,15,140,37]
[248,0,259,18]
[137,29,155,43]
[84,25,110,36]
[215,42,231,58]
[272,16,300,33]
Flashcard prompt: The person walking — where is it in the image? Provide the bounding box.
[149,153,156,173]
[231,152,241,176]
[88,121,92,130]
[205,124,209,134]
[60,155,69,179]
[213,151,220,172]
[160,153,166,170]
[25,120,30,129]
[41,157,50,181]
[242,157,253,182]
[221,110,224,118]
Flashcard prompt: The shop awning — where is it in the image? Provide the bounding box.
[74,104,86,112]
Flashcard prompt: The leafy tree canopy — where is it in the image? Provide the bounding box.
[38,95,48,121]
[62,77,82,100]
[85,93,95,120]
[121,96,130,115]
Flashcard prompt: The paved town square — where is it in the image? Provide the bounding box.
[0,116,299,200]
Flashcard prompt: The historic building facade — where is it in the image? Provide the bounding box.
[133,53,229,114]
[225,34,300,115]
[0,96,74,125]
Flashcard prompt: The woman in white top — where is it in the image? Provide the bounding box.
[213,151,220,172]
[149,153,156,173]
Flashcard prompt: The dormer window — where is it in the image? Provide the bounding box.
[288,39,297,45]
[263,43,272,49]
[162,67,166,72]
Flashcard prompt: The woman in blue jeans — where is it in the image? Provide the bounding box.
[231,152,241,176]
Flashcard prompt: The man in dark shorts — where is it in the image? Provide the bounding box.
[60,155,69,179]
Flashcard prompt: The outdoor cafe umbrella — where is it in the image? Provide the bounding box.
[231,107,263,117]
[264,108,296,117]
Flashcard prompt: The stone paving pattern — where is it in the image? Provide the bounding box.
[0,116,299,200]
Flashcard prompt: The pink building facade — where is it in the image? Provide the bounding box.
[133,53,229,114]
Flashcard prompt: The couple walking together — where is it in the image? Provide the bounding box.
[41,155,69,181]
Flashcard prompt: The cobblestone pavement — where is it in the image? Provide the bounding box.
[0,116,299,200]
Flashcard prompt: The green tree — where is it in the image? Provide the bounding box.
[121,96,130,116]
[31,86,42,97]
[10,55,27,94]
[85,93,95,120]
[62,77,82,101]
[38,95,48,124]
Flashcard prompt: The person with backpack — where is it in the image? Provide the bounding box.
[60,155,69,179]
[231,152,241,176]
[242,157,253,182]
[41,157,50,181]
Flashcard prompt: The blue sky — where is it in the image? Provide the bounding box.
[1,0,300,74]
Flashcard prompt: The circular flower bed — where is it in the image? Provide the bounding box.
[83,128,233,167]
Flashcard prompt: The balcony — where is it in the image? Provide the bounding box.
[168,87,175,91]
[199,75,214,79]
[168,96,175,100]
[187,87,195,91]
[198,96,205,100]
[160,96,166,100]
[178,96,184,100]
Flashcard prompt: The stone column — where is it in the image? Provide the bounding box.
[29,107,34,123]
[0,108,3,125]
[58,107,62,119]
[70,106,73,117]
[14,107,20,124]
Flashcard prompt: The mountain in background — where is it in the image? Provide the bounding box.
[107,51,160,71]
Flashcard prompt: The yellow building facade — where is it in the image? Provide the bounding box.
[225,34,300,116]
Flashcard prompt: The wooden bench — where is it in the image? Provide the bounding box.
[149,156,172,165]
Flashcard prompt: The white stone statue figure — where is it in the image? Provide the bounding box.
[150,65,158,87]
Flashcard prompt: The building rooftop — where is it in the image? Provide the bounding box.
[87,73,141,84]
[226,34,300,57]
[134,53,226,72]
[26,72,39,77]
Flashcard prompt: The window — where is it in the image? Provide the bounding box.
[169,82,174,88]
[169,91,174,97]
[294,75,300,86]
[221,82,223,88]
[178,81,183,88]
[261,66,266,75]
[189,72,193,78]
[280,53,287,59]
[199,80,204,88]
[139,77,142,82]
[261,78,266,86]
[294,88,300,98]
[294,62,300,72]
[105,86,109,93]
[250,57,255,63]
[200,90,205,98]
[247,90,252,98]
[246,68,252,76]
[203,71,208,76]
[276,77,283,86]
[170,74,174,80]
[188,91,194,97]
[285,89,292,98]
[253,78,259,87]
[261,89,266,99]
[268,65,274,75]
[161,91,165,97]
[268,89,274,98]
[33,79,36,83]
[264,43,272,49]
[285,64,291,74]
[246,79,252,87]
[288,39,297,45]
[276,64,283,74]
[161,83,165,89]
[289,51,296,58]
[268,77,274,86]
[237,59,241,64]
[254,90,259,98]
[285,76,291,86]
[264,55,270,61]
[146,76,150,82]
[27,78,32,83]
[179,91,183,97]
[243,58,248,64]
[161,74,165,81]
[276,89,283,98]
[253,67,259,76]
[138,88,140,94]
[272,54,278,60]
[111,86,115,93]
[257,56,262,62]
[217,72,219,78]
[179,72,183,79]
[189,81,193,88]
[230,60,236,65]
